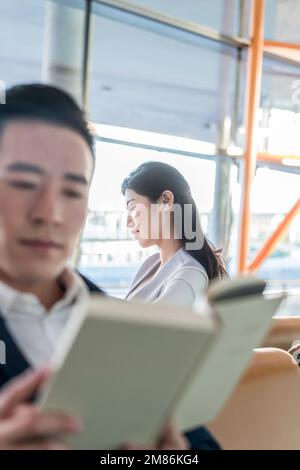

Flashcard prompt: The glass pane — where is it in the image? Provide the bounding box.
[228,167,300,284]
[257,57,300,154]
[0,0,85,102]
[89,12,241,143]
[120,0,250,37]
[261,58,300,111]
[78,139,216,297]
[265,0,300,43]
[0,0,45,86]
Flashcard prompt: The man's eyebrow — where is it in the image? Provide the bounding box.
[6,162,45,175]
[64,173,88,185]
[5,163,88,185]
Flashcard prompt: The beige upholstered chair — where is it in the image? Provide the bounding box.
[207,348,300,449]
[262,317,300,350]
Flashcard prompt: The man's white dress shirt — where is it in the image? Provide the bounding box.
[0,269,89,368]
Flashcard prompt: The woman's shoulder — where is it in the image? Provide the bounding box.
[176,249,208,278]
[164,250,209,292]
[171,265,209,287]
[158,250,209,304]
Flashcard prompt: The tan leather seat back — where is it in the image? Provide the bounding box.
[207,348,300,449]
[262,317,300,350]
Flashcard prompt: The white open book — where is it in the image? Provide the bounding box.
[38,275,283,449]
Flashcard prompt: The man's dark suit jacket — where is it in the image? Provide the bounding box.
[0,272,220,450]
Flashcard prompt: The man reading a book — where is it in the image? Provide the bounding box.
[0,84,219,450]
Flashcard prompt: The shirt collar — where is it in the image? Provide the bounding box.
[0,267,88,318]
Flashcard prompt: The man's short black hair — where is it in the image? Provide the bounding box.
[0,83,94,158]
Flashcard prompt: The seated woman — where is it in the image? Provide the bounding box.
[122,161,227,307]
[122,161,226,450]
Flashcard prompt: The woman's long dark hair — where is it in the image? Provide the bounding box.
[121,161,227,281]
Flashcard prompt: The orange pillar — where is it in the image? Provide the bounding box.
[248,198,300,271]
[238,0,265,273]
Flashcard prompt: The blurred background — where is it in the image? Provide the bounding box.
[1,0,299,313]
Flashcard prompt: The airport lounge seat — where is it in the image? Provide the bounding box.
[262,317,300,350]
[207,347,300,449]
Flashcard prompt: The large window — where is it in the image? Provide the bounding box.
[1,0,299,309]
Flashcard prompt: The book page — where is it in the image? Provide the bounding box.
[175,294,283,429]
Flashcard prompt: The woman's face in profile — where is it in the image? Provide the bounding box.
[125,189,162,248]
